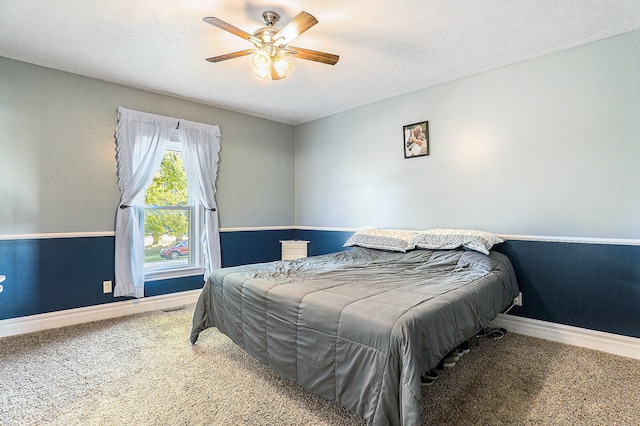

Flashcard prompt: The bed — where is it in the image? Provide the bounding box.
[190,229,519,425]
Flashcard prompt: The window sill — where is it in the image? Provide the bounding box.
[144,266,205,282]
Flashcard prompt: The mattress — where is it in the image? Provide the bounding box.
[190,246,519,425]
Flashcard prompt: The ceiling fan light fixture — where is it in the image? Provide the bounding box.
[252,65,270,80]
[251,46,290,80]
[204,11,338,80]
[270,55,291,80]
[251,49,271,79]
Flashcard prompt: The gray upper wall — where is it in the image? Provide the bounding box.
[294,30,640,240]
[0,56,295,234]
[3,29,639,239]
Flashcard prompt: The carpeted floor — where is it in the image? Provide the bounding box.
[1,305,638,425]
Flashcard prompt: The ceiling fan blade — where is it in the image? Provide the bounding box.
[285,46,339,65]
[203,17,260,44]
[273,11,318,46]
[206,49,254,63]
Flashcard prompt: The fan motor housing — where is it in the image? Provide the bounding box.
[253,27,280,44]
[262,11,280,27]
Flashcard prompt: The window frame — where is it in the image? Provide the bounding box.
[143,139,205,282]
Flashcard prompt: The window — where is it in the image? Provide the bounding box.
[143,139,203,280]
[114,107,221,298]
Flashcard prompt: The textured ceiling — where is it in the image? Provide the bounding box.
[1,1,640,125]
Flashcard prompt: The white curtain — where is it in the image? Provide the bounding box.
[114,107,178,298]
[179,119,222,281]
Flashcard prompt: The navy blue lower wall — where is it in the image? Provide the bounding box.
[0,237,120,320]
[220,229,295,267]
[0,237,208,320]
[1,230,639,340]
[294,229,352,256]
[0,229,294,321]
[494,240,640,338]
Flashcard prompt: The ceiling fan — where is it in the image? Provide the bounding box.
[203,10,339,80]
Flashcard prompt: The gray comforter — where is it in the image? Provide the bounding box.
[190,247,519,425]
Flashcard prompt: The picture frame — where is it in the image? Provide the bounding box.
[403,121,429,159]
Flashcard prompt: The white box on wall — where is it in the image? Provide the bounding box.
[280,240,309,260]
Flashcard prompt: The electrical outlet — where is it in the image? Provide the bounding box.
[513,292,523,306]
[103,280,112,294]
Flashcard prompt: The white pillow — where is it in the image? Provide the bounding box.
[343,228,417,252]
[410,229,504,255]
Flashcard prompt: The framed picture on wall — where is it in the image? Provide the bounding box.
[403,121,429,159]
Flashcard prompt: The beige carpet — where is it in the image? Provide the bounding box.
[1,305,638,425]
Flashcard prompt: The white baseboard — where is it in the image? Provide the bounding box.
[0,289,201,338]
[490,314,640,360]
